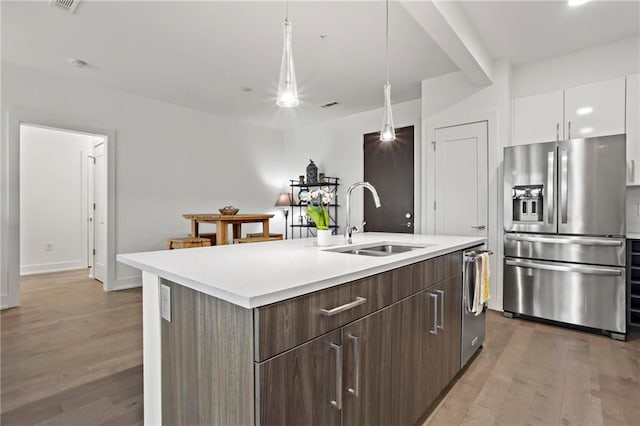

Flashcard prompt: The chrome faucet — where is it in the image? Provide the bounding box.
[345,182,381,244]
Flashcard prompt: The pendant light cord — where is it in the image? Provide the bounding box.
[286,0,289,19]
[385,0,389,85]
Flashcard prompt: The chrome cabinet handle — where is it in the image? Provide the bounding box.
[506,259,622,276]
[320,297,367,316]
[429,293,438,335]
[547,151,555,224]
[347,334,359,397]
[560,149,568,224]
[567,121,571,139]
[632,159,636,183]
[436,290,445,330]
[556,122,560,142]
[471,225,486,230]
[329,343,342,410]
[505,234,623,246]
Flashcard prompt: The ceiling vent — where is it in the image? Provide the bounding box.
[321,101,339,109]
[49,0,80,13]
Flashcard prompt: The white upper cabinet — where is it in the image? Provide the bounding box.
[564,77,626,140]
[626,73,640,185]
[513,90,564,145]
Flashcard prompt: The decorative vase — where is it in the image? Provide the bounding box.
[306,159,318,184]
[316,229,332,247]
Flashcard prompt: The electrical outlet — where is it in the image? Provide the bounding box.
[161,284,171,322]
[45,242,53,251]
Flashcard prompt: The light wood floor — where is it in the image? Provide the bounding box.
[2,270,639,426]
[1,269,142,425]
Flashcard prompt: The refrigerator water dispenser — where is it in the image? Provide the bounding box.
[512,185,544,223]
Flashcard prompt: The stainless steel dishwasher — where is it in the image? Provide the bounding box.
[461,246,492,368]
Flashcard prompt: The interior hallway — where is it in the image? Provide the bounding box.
[1,270,639,426]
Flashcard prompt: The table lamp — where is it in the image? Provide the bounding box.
[275,193,293,239]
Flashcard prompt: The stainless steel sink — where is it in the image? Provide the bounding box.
[327,242,431,256]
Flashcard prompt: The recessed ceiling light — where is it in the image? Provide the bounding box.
[320,34,328,40]
[576,106,593,115]
[67,58,87,68]
[568,0,591,7]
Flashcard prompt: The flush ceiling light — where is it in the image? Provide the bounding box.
[276,0,299,107]
[576,106,593,115]
[380,0,396,142]
[568,0,591,6]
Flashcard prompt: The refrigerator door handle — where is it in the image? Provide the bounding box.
[505,234,623,247]
[560,149,568,224]
[505,259,622,276]
[547,151,555,224]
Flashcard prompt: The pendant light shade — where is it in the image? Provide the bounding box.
[277,16,299,107]
[380,83,395,142]
[380,0,396,141]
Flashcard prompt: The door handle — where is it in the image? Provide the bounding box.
[347,334,359,397]
[471,225,486,230]
[436,290,445,330]
[560,149,568,224]
[320,297,367,316]
[406,222,412,228]
[329,343,342,410]
[547,151,555,224]
[505,259,622,276]
[429,293,438,335]
[505,234,623,246]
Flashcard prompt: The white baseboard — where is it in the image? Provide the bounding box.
[20,260,87,276]
[107,275,141,291]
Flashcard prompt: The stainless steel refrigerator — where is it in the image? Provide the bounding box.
[503,134,627,339]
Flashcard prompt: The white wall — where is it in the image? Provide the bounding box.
[1,61,285,305]
[512,36,640,98]
[282,99,422,235]
[20,125,96,275]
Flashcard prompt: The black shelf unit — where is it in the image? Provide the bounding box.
[628,239,640,331]
[289,177,339,239]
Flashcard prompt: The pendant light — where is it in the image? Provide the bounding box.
[380,0,396,141]
[276,0,299,107]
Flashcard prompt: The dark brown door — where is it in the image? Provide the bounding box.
[258,330,342,426]
[363,125,415,233]
[342,307,393,426]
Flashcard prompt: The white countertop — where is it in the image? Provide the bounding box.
[117,232,486,309]
[628,233,640,240]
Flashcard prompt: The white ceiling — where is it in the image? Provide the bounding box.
[1,1,457,129]
[2,1,638,129]
[459,0,639,66]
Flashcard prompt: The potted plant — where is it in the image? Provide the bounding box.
[301,187,334,246]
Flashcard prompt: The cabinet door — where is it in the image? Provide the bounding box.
[257,330,342,426]
[513,90,564,145]
[390,290,433,425]
[342,308,394,426]
[627,74,640,185]
[565,77,626,140]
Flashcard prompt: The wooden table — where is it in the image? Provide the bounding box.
[183,214,274,246]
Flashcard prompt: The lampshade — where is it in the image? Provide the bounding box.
[275,192,293,207]
[276,17,299,107]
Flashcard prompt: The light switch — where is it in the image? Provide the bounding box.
[161,284,171,322]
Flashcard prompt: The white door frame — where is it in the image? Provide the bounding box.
[1,108,117,309]
[423,111,503,311]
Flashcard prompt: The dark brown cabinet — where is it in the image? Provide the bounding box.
[161,251,466,426]
[258,330,342,426]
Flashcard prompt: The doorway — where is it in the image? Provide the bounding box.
[363,126,415,233]
[433,121,488,237]
[19,124,107,283]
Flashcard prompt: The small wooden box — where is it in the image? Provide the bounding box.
[167,237,212,250]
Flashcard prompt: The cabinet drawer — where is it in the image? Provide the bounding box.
[254,251,462,361]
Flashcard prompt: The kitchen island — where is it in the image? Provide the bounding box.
[118,232,485,426]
